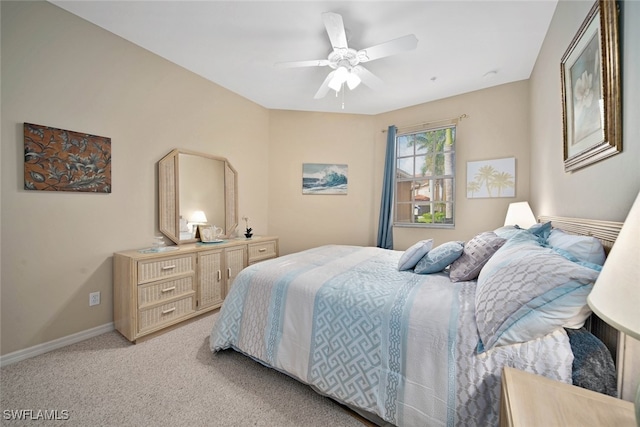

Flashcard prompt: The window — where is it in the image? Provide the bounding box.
[394,125,456,227]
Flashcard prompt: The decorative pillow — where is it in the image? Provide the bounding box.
[414,241,464,274]
[397,239,433,271]
[547,229,606,266]
[475,232,600,352]
[449,231,506,282]
[527,221,552,242]
[493,225,522,240]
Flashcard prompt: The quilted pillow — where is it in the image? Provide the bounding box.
[414,241,464,274]
[547,229,606,266]
[449,231,506,282]
[475,231,600,352]
[397,239,433,271]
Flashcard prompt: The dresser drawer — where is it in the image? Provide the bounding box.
[137,254,195,284]
[248,240,277,264]
[138,296,195,332]
[138,276,195,307]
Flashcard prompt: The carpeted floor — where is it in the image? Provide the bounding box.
[0,312,365,426]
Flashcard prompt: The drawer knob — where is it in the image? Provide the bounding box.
[258,248,267,253]
[161,265,176,271]
[161,307,176,315]
[161,286,176,293]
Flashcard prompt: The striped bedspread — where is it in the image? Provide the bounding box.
[210,245,573,426]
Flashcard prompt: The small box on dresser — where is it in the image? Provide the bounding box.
[113,236,278,342]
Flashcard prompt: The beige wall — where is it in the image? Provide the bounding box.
[1,1,270,355]
[268,111,376,255]
[374,80,532,250]
[269,81,529,254]
[530,0,640,402]
[269,80,531,255]
[530,0,640,221]
[3,0,639,370]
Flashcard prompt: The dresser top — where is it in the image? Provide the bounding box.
[115,235,278,259]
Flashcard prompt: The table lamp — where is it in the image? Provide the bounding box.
[189,210,208,234]
[504,201,536,228]
[587,191,640,426]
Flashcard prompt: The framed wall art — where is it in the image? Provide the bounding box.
[24,123,111,192]
[561,0,621,172]
[466,157,515,199]
[302,163,348,195]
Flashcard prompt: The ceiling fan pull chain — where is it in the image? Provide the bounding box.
[341,85,345,110]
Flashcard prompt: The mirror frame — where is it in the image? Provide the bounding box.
[158,149,238,244]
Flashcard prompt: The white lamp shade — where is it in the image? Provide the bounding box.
[588,191,640,341]
[504,201,536,228]
[346,71,361,90]
[190,210,208,224]
[329,66,349,91]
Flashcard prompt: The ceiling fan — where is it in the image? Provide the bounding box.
[276,12,418,99]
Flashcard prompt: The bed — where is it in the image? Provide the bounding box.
[210,217,623,426]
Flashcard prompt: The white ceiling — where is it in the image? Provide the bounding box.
[50,1,558,115]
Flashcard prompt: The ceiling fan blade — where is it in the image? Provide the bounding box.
[322,12,348,50]
[314,70,337,99]
[357,34,418,63]
[352,66,383,91]
[275,59,330,68]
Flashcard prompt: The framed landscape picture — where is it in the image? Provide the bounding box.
[561,0,621,172]
[302,163,348,195]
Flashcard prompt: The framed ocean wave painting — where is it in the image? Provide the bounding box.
[302,163,348,195]
[561,0,621,172]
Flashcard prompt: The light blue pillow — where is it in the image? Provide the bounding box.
[528,221,552,242]
[475,234,600,352]
[414,241,464,274]
[397,239,433,271]
[547,229,606,266]
[493,225,522,240]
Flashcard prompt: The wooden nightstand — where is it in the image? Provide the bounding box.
[500,367,635,427]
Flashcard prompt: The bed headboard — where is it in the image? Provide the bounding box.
[538,215,624,366]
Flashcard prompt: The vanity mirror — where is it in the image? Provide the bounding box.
[158,149,238,244]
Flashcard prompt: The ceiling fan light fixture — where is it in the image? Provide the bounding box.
[328,66,349,91]
[279,12,418,101]
[346,71,361,90]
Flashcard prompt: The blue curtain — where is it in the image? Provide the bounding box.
[377,125,396,249]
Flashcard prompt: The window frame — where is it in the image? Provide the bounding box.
[393,124,456,229]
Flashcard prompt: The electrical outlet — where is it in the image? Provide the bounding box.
[89,292,101,306]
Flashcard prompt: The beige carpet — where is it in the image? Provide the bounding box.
[0,312,365,426]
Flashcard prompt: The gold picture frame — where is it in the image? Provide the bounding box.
[561,0,621,172]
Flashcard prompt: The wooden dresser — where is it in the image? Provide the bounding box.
[500,366,636,427]
[113,236,278,342]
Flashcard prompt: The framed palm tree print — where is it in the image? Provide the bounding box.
[466,157,515,199]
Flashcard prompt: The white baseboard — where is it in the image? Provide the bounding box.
[0,322,115,367]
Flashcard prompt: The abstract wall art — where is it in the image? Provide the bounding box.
[24,123,111,193]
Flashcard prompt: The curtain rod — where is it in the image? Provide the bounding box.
[381,113,468,133]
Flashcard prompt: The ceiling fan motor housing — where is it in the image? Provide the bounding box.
[328,48,362,70]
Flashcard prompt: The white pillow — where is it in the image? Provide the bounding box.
[547,229,606,266]
[397,239,433,271]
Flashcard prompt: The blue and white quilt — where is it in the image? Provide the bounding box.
[210,245,573,426]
